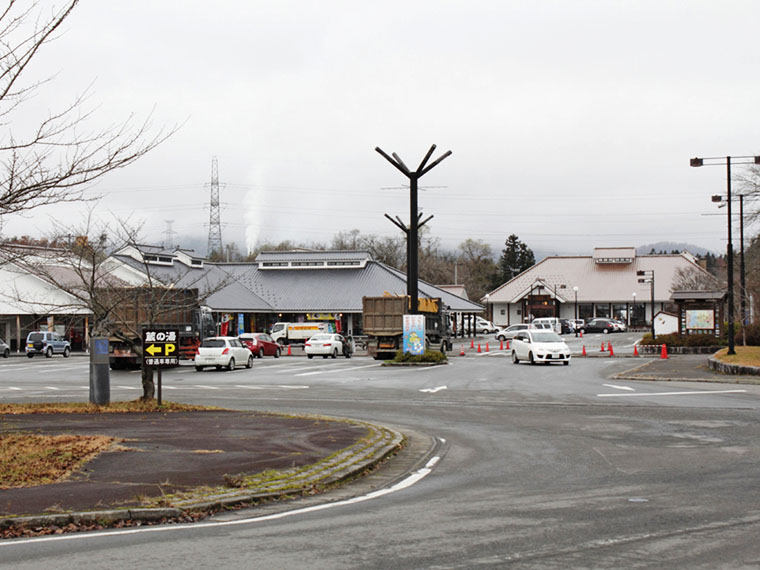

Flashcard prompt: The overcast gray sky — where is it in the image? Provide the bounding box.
[3,0,759,257]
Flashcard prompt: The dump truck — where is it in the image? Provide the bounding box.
[104,287,216,369]
[362,296,452,360]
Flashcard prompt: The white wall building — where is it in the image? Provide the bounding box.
[484,247,716,328]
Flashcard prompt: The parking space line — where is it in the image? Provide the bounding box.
[598,389,747,398]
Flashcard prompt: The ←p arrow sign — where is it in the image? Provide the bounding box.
[145,344,162,356]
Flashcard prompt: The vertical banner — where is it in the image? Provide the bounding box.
[238,313,245,335]
[403,315,425,355]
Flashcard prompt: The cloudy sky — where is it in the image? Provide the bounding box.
[3,0,759,257]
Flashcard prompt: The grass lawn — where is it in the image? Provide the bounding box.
[713,346,760,367]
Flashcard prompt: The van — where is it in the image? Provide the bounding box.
[25,331,71,358]
[531,317,562,334]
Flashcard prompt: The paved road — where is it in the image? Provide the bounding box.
[2,353,760,569]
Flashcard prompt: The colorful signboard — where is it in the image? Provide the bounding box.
[403,314,425,355]
[142,329,179,367]
[685,309,715,330]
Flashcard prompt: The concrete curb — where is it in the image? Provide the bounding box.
[0,418,406,532]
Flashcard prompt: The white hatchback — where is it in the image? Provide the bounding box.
[304,333,351,359]
[511,330,571,365]
[194,336,253,371]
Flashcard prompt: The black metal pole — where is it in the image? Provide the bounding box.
[650,274,656,340]
[727,158,736,355]
[740,194,746,331]
[574,289,578,337]
[409,174,419,314]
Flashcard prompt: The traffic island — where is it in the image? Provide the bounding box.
[0,407,406,538]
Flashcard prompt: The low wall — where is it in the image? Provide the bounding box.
[708,356,760,376]
[637,344,722,355]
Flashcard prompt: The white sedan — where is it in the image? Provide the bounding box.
[511,330,571,365]
[194,336,253,371]
[305,333,351,359]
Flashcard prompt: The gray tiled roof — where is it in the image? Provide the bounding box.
[111,254,482,314]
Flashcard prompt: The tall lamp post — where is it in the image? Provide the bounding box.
[573,286,579,337]
[690,155,760,355]
[636,270,655,340]
[632,292,637,327]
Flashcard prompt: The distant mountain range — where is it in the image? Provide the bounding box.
[636,242,716,257]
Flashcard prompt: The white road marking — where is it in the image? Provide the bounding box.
[598,389,747,398]
[602,384,635,391]
[296,363,382,377]
[420,386,447,393]
[45,386,60,391]
[193,385,220,390]
[234,385,309,390]
[0,455,442,547]
[117,386,139,390]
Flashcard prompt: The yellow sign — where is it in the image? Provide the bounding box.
[145,343,176,356]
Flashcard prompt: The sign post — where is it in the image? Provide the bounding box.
[142,329,179,405]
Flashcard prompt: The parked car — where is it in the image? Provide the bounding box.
[495,323,531,341]
[475,318,498,334]
[305,333,352,359]
[25,331,71,358]
[239,332,281,358]
[559,319,575,334]
[531,317,562,333]
[580,318,619,334]
[612,320,628,332]
[569,319,585,331]
[511,329,571,365]
[194,336,253,371]
[0,337,9,358]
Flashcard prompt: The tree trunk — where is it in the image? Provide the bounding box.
[141,365,155,400]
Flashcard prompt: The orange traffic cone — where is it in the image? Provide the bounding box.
[580,330,583,338]
[477,343,482,353]
[608,342,614,357]
[633,344,639,356]
[582,345,587,356]
[660,344,668,359]
[601,341,606,352]
[506,340,510,350]
[499,339,504,350]
[485,343,489,352]
[460,344,465,356]
[287,344,292,356]
[470,339,475,349]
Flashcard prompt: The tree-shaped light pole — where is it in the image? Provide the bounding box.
[375,144,452,314]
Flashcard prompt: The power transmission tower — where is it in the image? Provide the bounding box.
[162,220,176,250]
[206,157,223,257]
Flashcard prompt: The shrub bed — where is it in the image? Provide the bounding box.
[638,333,724,347]
[389,350,448,365]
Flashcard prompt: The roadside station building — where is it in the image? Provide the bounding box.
[110,247,483,338]
[483,247,716,329]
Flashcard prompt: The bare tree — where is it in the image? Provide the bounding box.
[670,265,721,292]
[0,1,172,218]
[457,238,498,301]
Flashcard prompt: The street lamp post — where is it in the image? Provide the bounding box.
[636,270,655,339]
[632,292,637,327]
[573,286,578,337]
[690,155,760,355]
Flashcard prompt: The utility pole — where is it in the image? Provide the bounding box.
[206,157,223,257]
[376,144,452,314]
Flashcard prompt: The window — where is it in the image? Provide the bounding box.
[596,304,611,318]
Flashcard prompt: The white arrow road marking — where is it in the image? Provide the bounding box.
[598,389,747,398]
[602,384,635,391]
[0,456,442,547]
[420,386,447,393]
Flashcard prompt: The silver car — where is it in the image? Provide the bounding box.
[25,331,71,358]
[0,337,9,358]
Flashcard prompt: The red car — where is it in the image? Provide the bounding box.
[239,333,282,358]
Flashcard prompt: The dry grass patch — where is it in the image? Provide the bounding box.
[714,346,760,367]
[0,400,212,415]
[0,434,117,488]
